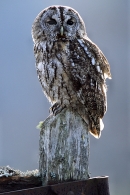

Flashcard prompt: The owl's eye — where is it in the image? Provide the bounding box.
[67,19,74,25]
[47,19,57,25]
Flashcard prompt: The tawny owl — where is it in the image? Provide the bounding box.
[32,5,111,138]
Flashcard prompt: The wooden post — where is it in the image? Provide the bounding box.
[39,108,90,185]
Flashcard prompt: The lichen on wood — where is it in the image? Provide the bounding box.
[0,166,42,193]
[39,108,90,185]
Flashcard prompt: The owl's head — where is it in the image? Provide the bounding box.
[32,5,87,43]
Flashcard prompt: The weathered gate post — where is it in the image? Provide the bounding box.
[39,108,89,185]
[0,108,110,194]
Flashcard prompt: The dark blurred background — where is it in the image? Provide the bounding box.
[0,0,129,194]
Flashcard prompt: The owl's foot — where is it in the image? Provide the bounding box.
[50,102,66,116]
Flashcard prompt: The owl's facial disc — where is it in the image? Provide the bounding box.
[44,15,78,41]
[43,17,73,40]
[32,6,86,42]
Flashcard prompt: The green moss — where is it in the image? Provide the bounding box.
[36,121,44,130]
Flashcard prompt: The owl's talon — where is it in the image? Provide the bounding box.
[50,103,66,116]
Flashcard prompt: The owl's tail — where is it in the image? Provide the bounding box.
[77,107,104,138]
[90,118,104,139]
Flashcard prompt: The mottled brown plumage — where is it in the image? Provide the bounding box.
[32,5,111,138]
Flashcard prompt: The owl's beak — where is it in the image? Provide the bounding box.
[60,26,64,36]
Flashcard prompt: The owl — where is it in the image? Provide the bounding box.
[32,5,111,138]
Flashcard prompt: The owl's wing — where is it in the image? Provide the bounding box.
[63,37,111,138]
[84,37,112,79]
